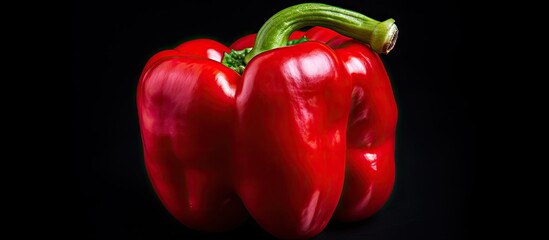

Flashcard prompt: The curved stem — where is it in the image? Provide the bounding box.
[245,3,398,63]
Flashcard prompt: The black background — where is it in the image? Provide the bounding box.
[74,0,477,239]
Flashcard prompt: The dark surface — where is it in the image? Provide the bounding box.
[74,0,476,239]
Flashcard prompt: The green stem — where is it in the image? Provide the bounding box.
[245,3,398,64]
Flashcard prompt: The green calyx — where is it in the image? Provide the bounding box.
[222,48,251,74]
[222,36,308,75]
[287,36,308,45]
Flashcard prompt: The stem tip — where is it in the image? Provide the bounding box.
[371,19,398,54]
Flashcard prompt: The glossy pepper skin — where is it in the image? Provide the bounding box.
[234,38,352,239]
[232,27,398,222]
[137,39,248,231]
[137,3,398,239]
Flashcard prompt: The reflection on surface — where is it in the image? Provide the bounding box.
[364,153,378,171]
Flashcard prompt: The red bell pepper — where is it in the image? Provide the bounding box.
[137,3,398,239]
